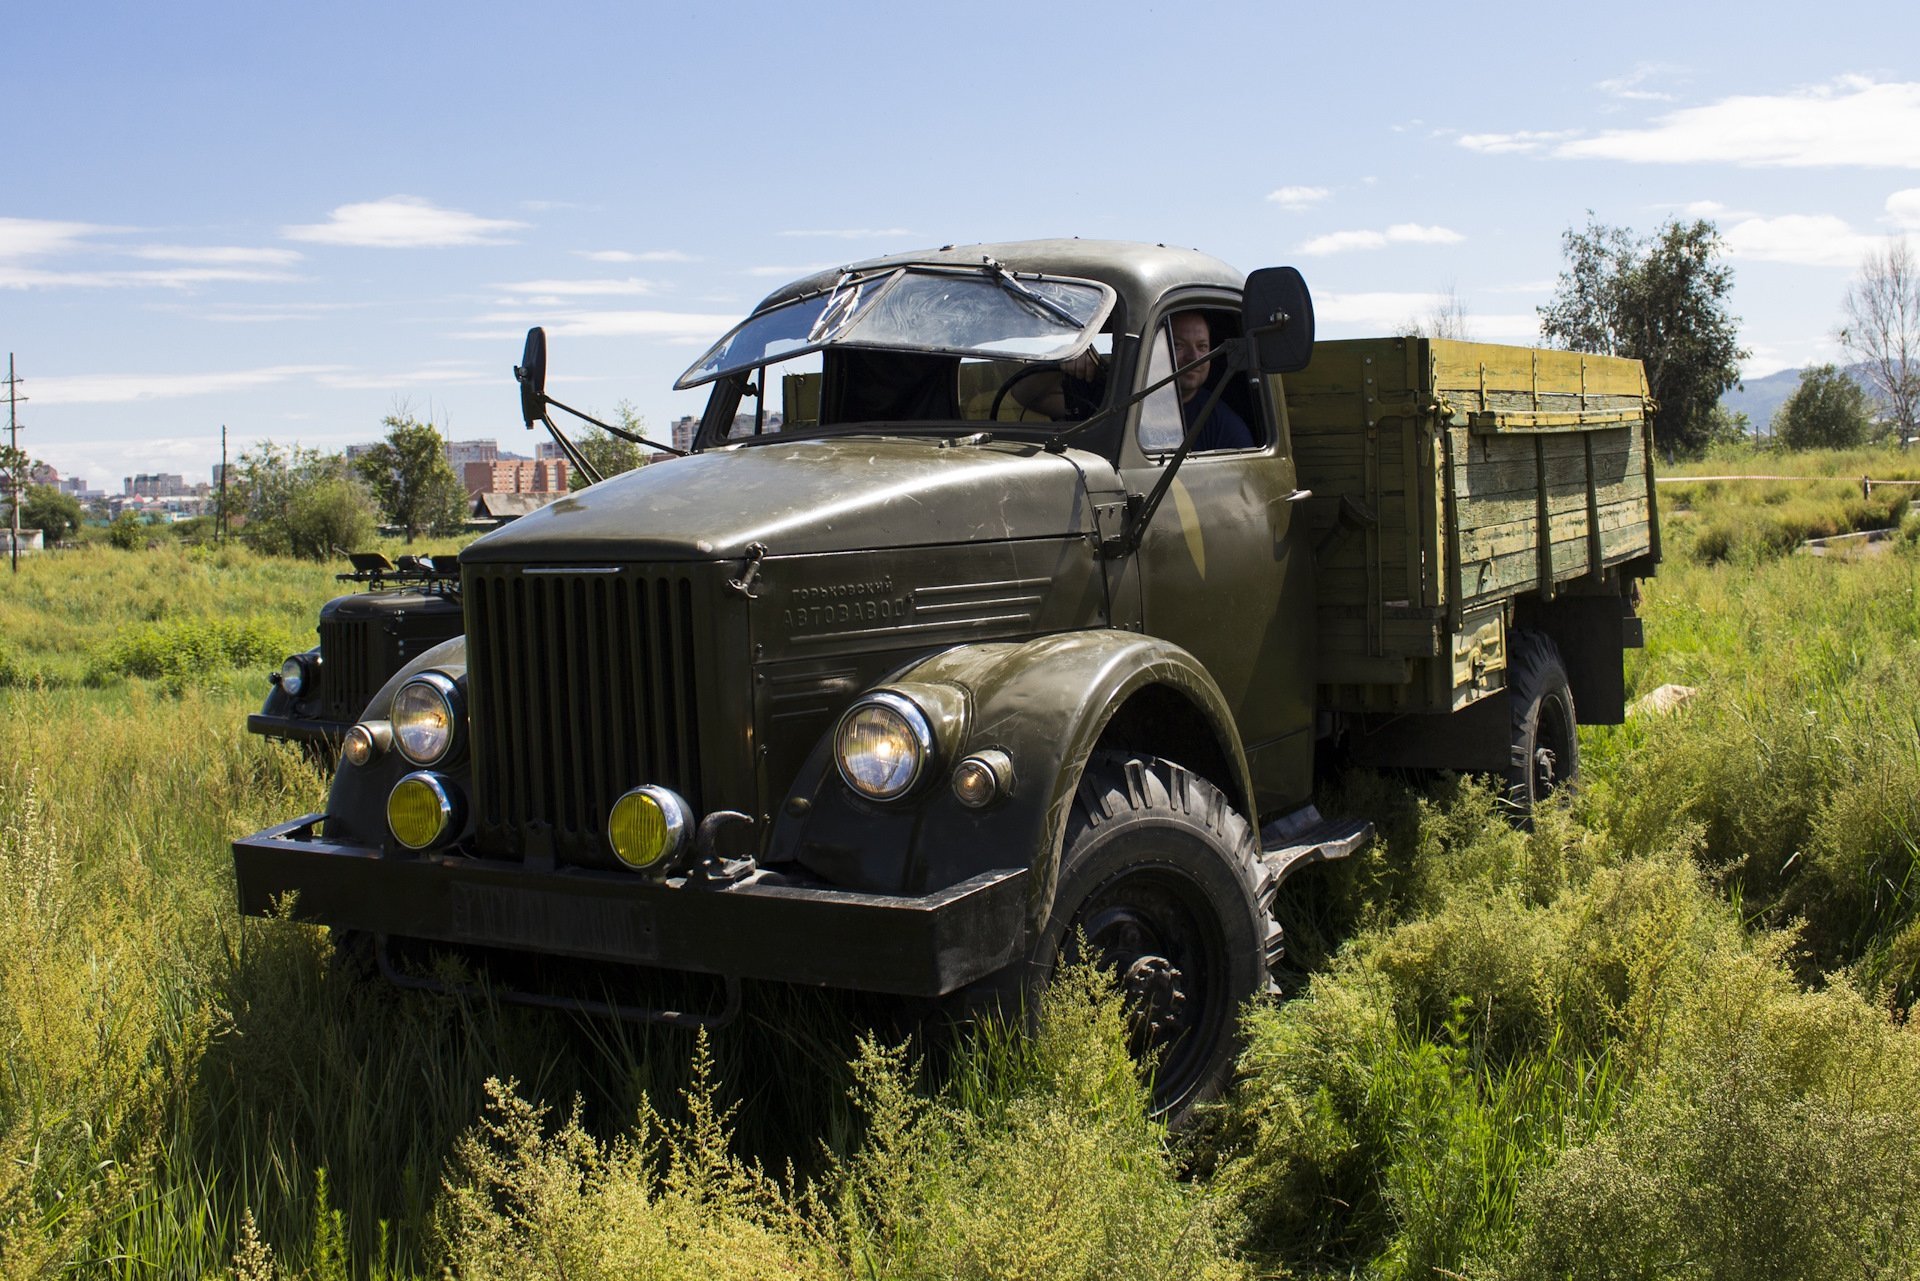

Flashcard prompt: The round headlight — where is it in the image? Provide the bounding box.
[278,654,316,697]
[388,771,457,849]
[835,692,935,800]
[607,785,693,874]
[392,672,463,766]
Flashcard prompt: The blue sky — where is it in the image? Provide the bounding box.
[5,1,1917,489]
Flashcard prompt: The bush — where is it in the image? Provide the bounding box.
[106,512,146,550]
[87,616,290,688]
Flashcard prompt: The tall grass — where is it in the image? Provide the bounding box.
[7,464,1920,1276]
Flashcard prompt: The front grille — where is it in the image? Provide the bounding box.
[318,618,375,724]
[465,569,705,865]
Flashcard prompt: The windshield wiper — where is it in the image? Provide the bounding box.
[981,257,1086,330]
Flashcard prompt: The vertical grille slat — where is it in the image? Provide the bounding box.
[466,567,707,866]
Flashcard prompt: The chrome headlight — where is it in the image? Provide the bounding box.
[835,691,935,800]
[278,654,318,697]
[392,672,464,766]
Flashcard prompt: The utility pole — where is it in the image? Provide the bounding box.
[220,424,230,544]
[5,354,25,575]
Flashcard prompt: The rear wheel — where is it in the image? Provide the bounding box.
[1028,752,1274,1122]
[1504,630,1578,820]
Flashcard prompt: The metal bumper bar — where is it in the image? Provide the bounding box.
[232,815,1030,997]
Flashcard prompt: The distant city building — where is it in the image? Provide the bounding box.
[29,463,58,486]
[344,443,379,462]
[126,473,190,498]
[535,440,565,461]
[463,458,568,498]
[670,416,698,453]
[445,439,501,468]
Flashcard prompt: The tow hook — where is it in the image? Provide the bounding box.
[691,811,758,885]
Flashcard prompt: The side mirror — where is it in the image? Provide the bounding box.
[1242,267,1314,374]
[515,326,548,425]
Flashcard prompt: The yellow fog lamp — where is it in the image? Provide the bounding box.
[607,785,693,875]
[388,772,459,850]
[342,719,392,768]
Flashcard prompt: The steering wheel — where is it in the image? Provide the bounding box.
[988,362,1062,423]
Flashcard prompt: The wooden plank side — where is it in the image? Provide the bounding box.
[1428,340,1648,404]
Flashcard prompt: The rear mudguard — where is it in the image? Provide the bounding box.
[765,629,1252,934]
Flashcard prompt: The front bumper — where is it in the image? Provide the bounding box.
[247,713,346,746]
[232,814,1030,997]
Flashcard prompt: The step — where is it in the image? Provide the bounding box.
[1258,806,1375,887]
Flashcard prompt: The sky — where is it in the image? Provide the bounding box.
[4,0,1918,491]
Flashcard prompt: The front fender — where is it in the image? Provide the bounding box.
[766,629,1251,933]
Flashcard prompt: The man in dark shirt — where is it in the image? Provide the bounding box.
[1169,311,1253,451]
[1045,310,1254,450]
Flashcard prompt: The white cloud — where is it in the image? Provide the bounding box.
[575,249,695,263]
[775,228,914,240]
[1888,189,1920,231]
[129,244,304,265]
[496,277,656,297]
[317,363,493,390]
[458,308,738,342]
[1469,313,1546,342]
[1297,223,1464,256]
[1559,77,1920,168]
[30,364,347,405]
[284,196,528,248]
[1596,63,1683,102]
[1457,130,1578,155]
[0,216,122,259]
[1722,213,1885,267]
[0,265,299,290]
[1267,185,1329,211]
[743,262,837,278]
[1314,291,1446,327]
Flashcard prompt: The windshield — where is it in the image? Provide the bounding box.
[675,264,1115,391]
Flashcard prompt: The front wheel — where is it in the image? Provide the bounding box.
[1027,752,1275,1123]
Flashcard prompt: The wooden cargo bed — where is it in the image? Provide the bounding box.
[1286,337,1659,714]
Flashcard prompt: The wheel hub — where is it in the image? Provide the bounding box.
[1121,954,1191,1039]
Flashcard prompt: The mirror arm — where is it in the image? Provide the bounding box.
[535,412,604,488]
[1115,375,1234,558]
[539,392,687,457]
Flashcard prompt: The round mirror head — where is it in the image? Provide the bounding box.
[515,326,548,424]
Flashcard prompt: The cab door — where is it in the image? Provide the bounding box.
[1114,300,1316,816]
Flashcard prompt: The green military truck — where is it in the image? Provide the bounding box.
[249,552,465,758]
[234,240,1656,1116]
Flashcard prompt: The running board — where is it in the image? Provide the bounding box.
[1258,806,1374,888]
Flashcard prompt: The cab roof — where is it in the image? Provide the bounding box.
[754,239,1246,332]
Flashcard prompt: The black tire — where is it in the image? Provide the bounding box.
[1028,752,1276,1122]
[1504,630,1578,820]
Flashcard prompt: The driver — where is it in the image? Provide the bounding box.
[1019,311,1253,450]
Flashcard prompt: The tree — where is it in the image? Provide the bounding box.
[1773,364,1872,450]
[355,415,468,542]
[20,484,82,543]
[1539,215,1748,457]
[1400,283,1475,341]
[234,441,377,559]
[567,402,654,491]
[1839,237,1920,446]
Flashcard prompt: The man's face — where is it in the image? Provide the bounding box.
[1172,313,1211,401]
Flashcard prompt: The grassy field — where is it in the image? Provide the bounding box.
[3,491,1920,1278]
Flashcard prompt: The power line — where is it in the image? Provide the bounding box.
[5,354,26,574]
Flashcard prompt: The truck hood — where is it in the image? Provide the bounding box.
[460,435,1111,563]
